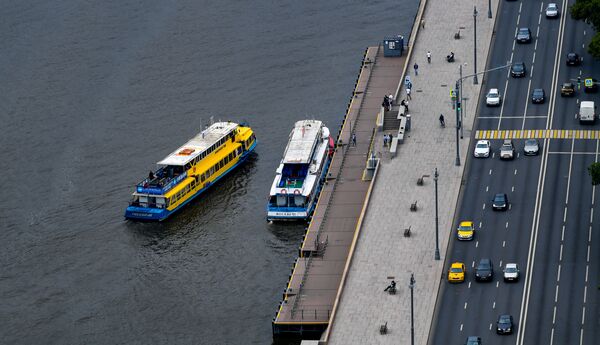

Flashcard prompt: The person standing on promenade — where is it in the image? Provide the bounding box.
[406,87,412,100]
[413,63,419,75]
[427,51,431,63]
[351,132,356,146]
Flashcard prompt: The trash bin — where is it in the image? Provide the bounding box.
[383,35,404,57]
[406,114,411,131]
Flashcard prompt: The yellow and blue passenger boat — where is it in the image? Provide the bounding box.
[125,122,256,221]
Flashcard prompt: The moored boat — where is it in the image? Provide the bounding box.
[267,120,333,221]
[125,121,256,221]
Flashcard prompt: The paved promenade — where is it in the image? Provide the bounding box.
[326,0,500,343]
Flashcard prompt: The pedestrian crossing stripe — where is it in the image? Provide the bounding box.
[475,130,600,140]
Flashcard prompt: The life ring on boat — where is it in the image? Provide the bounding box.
[280,189,287,194]
[293,189,301,195]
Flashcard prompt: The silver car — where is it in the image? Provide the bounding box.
[546,3,559,18]
[524,139,539,155]
[503,263,520,282]
[499,139,515,160]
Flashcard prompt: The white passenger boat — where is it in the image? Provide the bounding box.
[267,120,333,221]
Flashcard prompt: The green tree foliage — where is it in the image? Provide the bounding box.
[588,162,600,185]
[571,0,600,58]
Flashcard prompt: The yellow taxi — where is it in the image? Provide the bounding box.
[457,221,475,241]
[448,262,466,283]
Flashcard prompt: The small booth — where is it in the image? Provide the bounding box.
[383,35,404,57]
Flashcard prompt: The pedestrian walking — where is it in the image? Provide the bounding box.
[408,81,413,90]
[383,134,388,147]
[420,19,425,29]
[413,63,419,75]
[406,87,412,100]
[351,132,356,146]
[427,51,431,63]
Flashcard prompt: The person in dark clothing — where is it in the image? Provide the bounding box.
[148,171,155,180]
[439,114,445,127]
[384,280,397,292]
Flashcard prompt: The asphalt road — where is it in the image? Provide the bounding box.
[429,0,599,344]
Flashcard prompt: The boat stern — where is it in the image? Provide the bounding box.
[125,206,170,221]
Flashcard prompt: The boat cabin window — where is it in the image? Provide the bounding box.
[294,195,305,207]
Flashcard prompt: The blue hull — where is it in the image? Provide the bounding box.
[125,141,257,222]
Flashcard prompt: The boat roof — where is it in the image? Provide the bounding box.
[157,122,238,166]
[282,120,324,164]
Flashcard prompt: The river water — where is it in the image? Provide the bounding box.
[0,1,418,343]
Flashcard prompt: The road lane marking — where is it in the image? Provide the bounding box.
[550,328,554,345]
[532,51,536,64]
[557,265,561,281]
[587,245,590,262]
[489,169,493,175]
[514,169,518,175]
[486,186,489,192]
[553,306,556,324]
[559,244,563,261]
[472,261,475,268]
[555,285,559,302]
[496,281,499,288]
[530,64,534,77]
[499,260,503,267]
[506,222,509,228]
[498,78,510,129]
[503,241,506,247]
[584,285,587,303]
[521,79,533,130]
[585,265,588,282]
[517,0,568,340]
[475,241,479,248]
[468,282,471,289]
[512,186,515,192]
[590,208,593,223]
[464,302,468,309]
[482,203,486,210]
[582,306,585,325]
[493,301,496,309]
[565,137,575,204]
[539,2,543,12]
[580,329,584,345]
[460,323,463,331]
[589,226,592,242]
[489,323,492,331]
[561,225,565,241]
[479,221,482,229]
[563,207,567,222]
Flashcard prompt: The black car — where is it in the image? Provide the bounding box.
[531,88,545,103]
[511,62,526,78]
[497,314,514,334]
[566,52,581,66]
[516,28,531,43]
[492,193,508,210]
[475,258,494,281]
[561,82,575,96]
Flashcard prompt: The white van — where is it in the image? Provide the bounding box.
[579,101,596,124]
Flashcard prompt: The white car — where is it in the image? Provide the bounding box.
[486,88,501,106]
[474,140,491,158]
[546,3,559,18]
[503,263,520,282]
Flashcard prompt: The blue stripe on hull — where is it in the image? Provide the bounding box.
[266,154,331,221]
[125,140,257,222]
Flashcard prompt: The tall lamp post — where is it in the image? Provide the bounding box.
[434,168,440,260]
[473,6,478,85]
[453,63,511,166]
[488,0,492,18]
[409,273,416,345]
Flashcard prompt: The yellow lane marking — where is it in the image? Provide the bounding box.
[474,130,600,140]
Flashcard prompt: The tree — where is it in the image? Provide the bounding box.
[588,162,600,185]
[571,0,600,59]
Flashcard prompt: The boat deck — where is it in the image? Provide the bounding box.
[272,45,406,338]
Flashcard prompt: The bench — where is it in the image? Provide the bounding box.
[397,105,406,119]
[380,322,388,335]
[397,116,407,143]
[410,201,417,212]
[389,137,399,157]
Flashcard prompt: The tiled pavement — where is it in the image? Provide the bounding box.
[326,0,500,343]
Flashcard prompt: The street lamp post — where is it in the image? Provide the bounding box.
[488,0,492,18]
[409,273,416,345]
[473,6,478,84]
[453,62,511,166]
[434,168,440,260]
[459,63,464,140]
